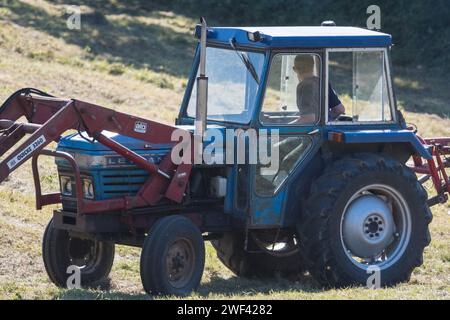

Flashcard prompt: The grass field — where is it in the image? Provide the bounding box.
[0,0,449,300]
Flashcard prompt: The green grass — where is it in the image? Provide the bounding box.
[0,1,449,300]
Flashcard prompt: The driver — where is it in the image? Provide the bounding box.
[293,55,345,123]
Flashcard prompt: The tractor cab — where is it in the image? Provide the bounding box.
[178,24,397,129]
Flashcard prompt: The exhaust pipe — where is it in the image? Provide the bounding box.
[194,17,208,164]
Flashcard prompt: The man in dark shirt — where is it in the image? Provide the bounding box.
[293,55,345,123]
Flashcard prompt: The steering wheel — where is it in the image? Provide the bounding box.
[335,114,353,122]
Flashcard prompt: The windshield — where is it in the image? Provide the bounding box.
[187,47,265,124]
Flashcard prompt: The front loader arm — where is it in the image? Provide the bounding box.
[0,89,193,214]
[0,88,78,180]
[0,89,73,159]
[0,88,61,122]
[0,99,77,181]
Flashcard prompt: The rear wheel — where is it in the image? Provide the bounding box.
[297,153,432,287]
[140,215,205,296]
[212,230,303,278]
[42,218,115,288]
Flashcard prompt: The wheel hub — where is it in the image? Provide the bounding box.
[171,252,186,274]
[364,214,385,239]
[166,239,195,288]
[68,237,98,267]
[342,195,395,258]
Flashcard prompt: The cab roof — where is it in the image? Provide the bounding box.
[202,26,392,49]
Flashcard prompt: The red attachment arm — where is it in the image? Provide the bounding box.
[0,91,193,214]
[408,136,450,206]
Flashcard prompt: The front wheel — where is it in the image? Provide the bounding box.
[42,218,115,288]
[140,215,205,296]
[298,153,432,287]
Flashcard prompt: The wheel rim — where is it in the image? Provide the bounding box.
[340,184,412,270]
[67,237,102,272]
[165,238,196,289]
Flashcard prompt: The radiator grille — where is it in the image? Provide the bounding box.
[100,169,150,198]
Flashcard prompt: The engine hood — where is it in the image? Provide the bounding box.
[56,131,173,170]
[57,124,227,152]
[57,130,174,152]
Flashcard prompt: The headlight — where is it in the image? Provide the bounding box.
[82,178,95,199]
[60,176,73,196]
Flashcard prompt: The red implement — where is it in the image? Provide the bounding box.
[0,89,193,215]
[408,136,450,206]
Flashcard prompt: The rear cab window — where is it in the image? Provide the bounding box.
[327,48,394,124]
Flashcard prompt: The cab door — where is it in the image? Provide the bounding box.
[250,51,325,227]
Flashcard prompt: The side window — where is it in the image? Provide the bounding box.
[260,53,321,125]
[255,136,312,196]
[328,50,392,122]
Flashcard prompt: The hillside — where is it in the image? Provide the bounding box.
[0,0,449,299]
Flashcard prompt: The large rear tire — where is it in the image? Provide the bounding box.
[297,153,432,287]
[212,231,303,278]
[42,218,115,288]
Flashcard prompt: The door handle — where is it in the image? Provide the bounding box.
[308,129,320,135]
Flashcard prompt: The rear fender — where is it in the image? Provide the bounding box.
[326,129,431,161]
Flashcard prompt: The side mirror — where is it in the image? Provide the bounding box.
[247,31,263,42]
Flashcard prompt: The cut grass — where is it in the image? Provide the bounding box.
[0,0,449,300]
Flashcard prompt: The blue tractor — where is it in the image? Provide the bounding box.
[1,20,448,296]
